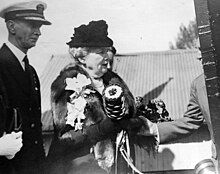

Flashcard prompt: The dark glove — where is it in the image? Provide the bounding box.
[118,117,144,131]
[117,116,159,138]
[84,116,121,144]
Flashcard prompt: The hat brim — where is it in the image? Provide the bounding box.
[23,16,51,25]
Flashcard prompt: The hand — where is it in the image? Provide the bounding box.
[85,117,122,144]
[136,116,158,136]
[118,116,158,136]
[0,131,23,159]
[118,117,144,131]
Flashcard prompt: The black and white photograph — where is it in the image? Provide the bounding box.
[0,0,219,174]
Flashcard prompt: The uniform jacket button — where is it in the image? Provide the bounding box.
[29,107,32,111]
[34,140,38,144]
[31,123,35,128]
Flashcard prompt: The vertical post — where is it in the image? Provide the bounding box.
[194,0,220,173]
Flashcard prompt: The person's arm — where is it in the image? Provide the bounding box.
[56,116,121,149]
[0,73,7,137]
[133,78,204,144]
[0,74,23,159]
[157,79,204,144]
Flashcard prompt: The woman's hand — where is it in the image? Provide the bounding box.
[118,116,158,136]
[0,131,23,159]
[84,117,122,144]
[118,117,143,131]
[137,116,159,136]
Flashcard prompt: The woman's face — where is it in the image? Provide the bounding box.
[83,47,109,78]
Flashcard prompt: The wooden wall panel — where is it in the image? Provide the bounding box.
[194,0,220,172]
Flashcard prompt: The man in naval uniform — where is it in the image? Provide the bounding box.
[0,1,51,173]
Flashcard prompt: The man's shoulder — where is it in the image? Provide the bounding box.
[0,44,5,54]
[0,43,8,51]
[0,43,12,59]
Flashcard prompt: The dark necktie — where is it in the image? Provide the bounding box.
[23,55,31,90]
[23,55,29,73]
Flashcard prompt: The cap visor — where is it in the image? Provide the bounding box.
[23,16,51,25]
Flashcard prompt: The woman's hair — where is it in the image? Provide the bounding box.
[69,47,110,64]
[69,47,89,64]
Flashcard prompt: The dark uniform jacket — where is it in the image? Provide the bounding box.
[0,44,45,174]
[0,72,8,137]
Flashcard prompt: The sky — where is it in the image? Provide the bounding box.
[0,0,196,75]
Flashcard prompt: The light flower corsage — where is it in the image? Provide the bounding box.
[65,73,91,94]
[65,73,91,131]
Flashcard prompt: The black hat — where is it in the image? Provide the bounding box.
[0,1,51,25]
[67,20,113,47]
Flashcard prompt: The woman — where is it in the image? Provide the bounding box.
[46,20,142,174]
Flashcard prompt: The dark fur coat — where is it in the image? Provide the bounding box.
[47,65,136,174]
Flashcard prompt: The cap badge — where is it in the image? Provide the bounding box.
[36,4,44,14]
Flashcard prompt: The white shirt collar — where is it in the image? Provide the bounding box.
[6,42,26,69]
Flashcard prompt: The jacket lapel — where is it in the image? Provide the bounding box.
[1,44,30,96]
